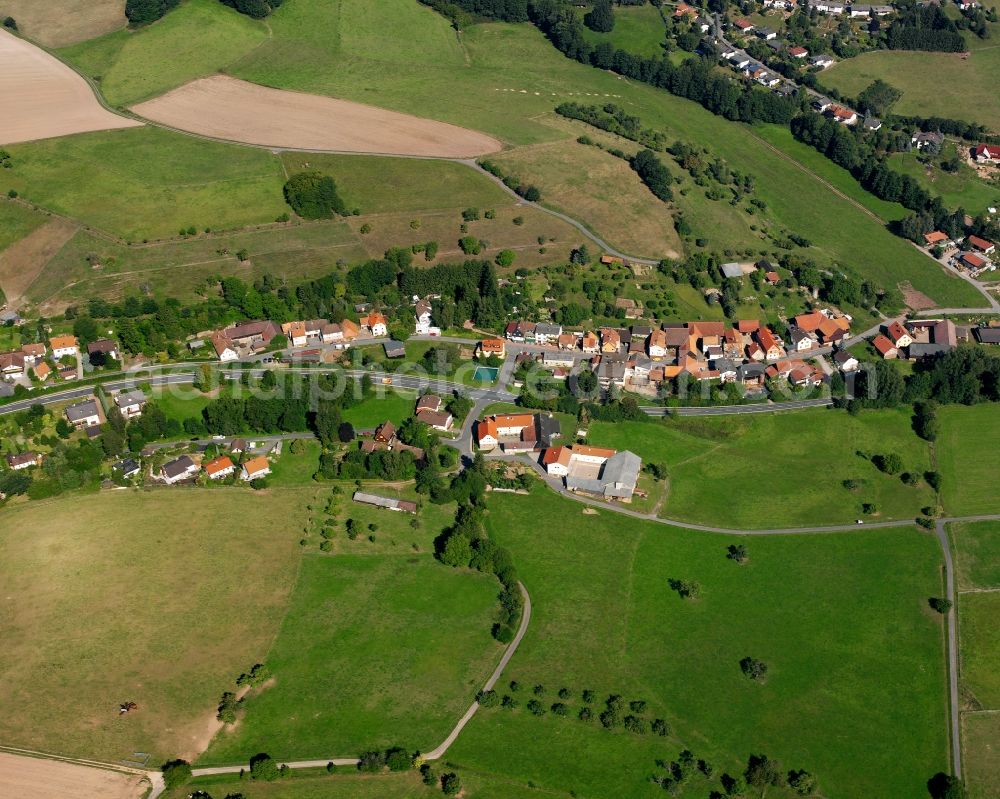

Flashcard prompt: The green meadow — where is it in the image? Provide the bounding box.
[587,408,934,528]
[201,554,501,763]
[950,519,1000,591]
[445,489,948,798]
[960,592,1000,711]
[937,403,1000,516]
[60,0,268,107]
[580,2,669,58]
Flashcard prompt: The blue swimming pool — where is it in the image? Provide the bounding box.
[472,366,499,382]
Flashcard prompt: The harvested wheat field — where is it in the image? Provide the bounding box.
[0,752,146,799]
[131,75,503,157]
[0,216,78,305]
[0,0,125,47]
[0,30,140,145]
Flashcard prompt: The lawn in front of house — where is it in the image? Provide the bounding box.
[445,488,948,798]
[587,408,933,528]
[200,553,502,764]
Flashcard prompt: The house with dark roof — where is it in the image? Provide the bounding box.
[161,455,198,484]
[65,399,101,427]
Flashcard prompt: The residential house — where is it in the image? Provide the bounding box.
[33,361,51,382]
[809,54,835,68]
[416,394,443,414]
[600,328,622,353]
[204,455,236,480]
[65,399,101,427]
[787,46,808,58]
[729,52,752,69]
[534,323,562,345]
[6,451,41,471]
[886,321,913,348]
[872,334,898,359]
[764,270,781,285]
[416,408,453,432]
[648,329,668,359]
[863,114,882,132]
[87,338,119,362]
[733,17,754,32]
[788,326,815,351]
[281,321,308,347]
[20,342,46,366]
[973,144,1000,164]
[161,455,198,484]
[924,230,950,248]
[505,320,536,343]
[756,27,778,40]
[414,300,433,334]
[967,235,995,255]
[596,356,627,388]
[58,367,77,381]
[321,322,344,344]
[828,105,858,125]
[363,312,387,338]
[210,332,238,362]
[582,331,599,354]
[912,131,944,151]
[0,351,24,379]
[113,458,141,479]
[50,335,79,358]
[834,350,859,372]
[754,327,785,360]
[474,413,559,452]
[674,2,699,18]
[240,455,271,481]
[479,338,506,359]
[738,362,767,389]
[114,389,146,418]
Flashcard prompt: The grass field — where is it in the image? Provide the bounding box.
[201,553,501,763]
[587,408,934,528]
[342,390,418,429]
[821,43,1000,133]
[950,520,1000,591]
[60,0,268,107]
[0,127,288,241]
[888,145,1000,216]
[579,2,668,58]
[267,440,322,487]
[0,200,46,252]
[937,403,1000,515]
[279,154,511,215]
[491,138,683,259]
[0,489,306,762]
[960,592,1000,710]
[445,489,948,798]
[963,713,1000,799]
[168,768,548,799]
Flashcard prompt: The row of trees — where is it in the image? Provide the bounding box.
[218,0,284,19]
[125,0,179,25]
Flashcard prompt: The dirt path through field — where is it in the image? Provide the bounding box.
[132,75,502,158]
[0,29,140,145]
[0,216,78,304]
[0,751,146,799]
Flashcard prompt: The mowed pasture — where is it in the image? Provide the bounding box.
[0,127,289,241]
[950,520,1000,591]
[963,712,1000,799]
[0,0,124,47]
[960,592,1000,710]
[133,76,502,158]
[0,490,307,763]
[587,408,934,528]
[0,216,79,306]
[59,0,268,108]
[201,554,501,764]
[579,2,669,58]
[446,489,948,798]
[490,139,683,259]
[822,45,1000,134]
[0,29,139,146]
[937,403,1000,515]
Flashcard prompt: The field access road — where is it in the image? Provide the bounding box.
[185,582,533,787]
